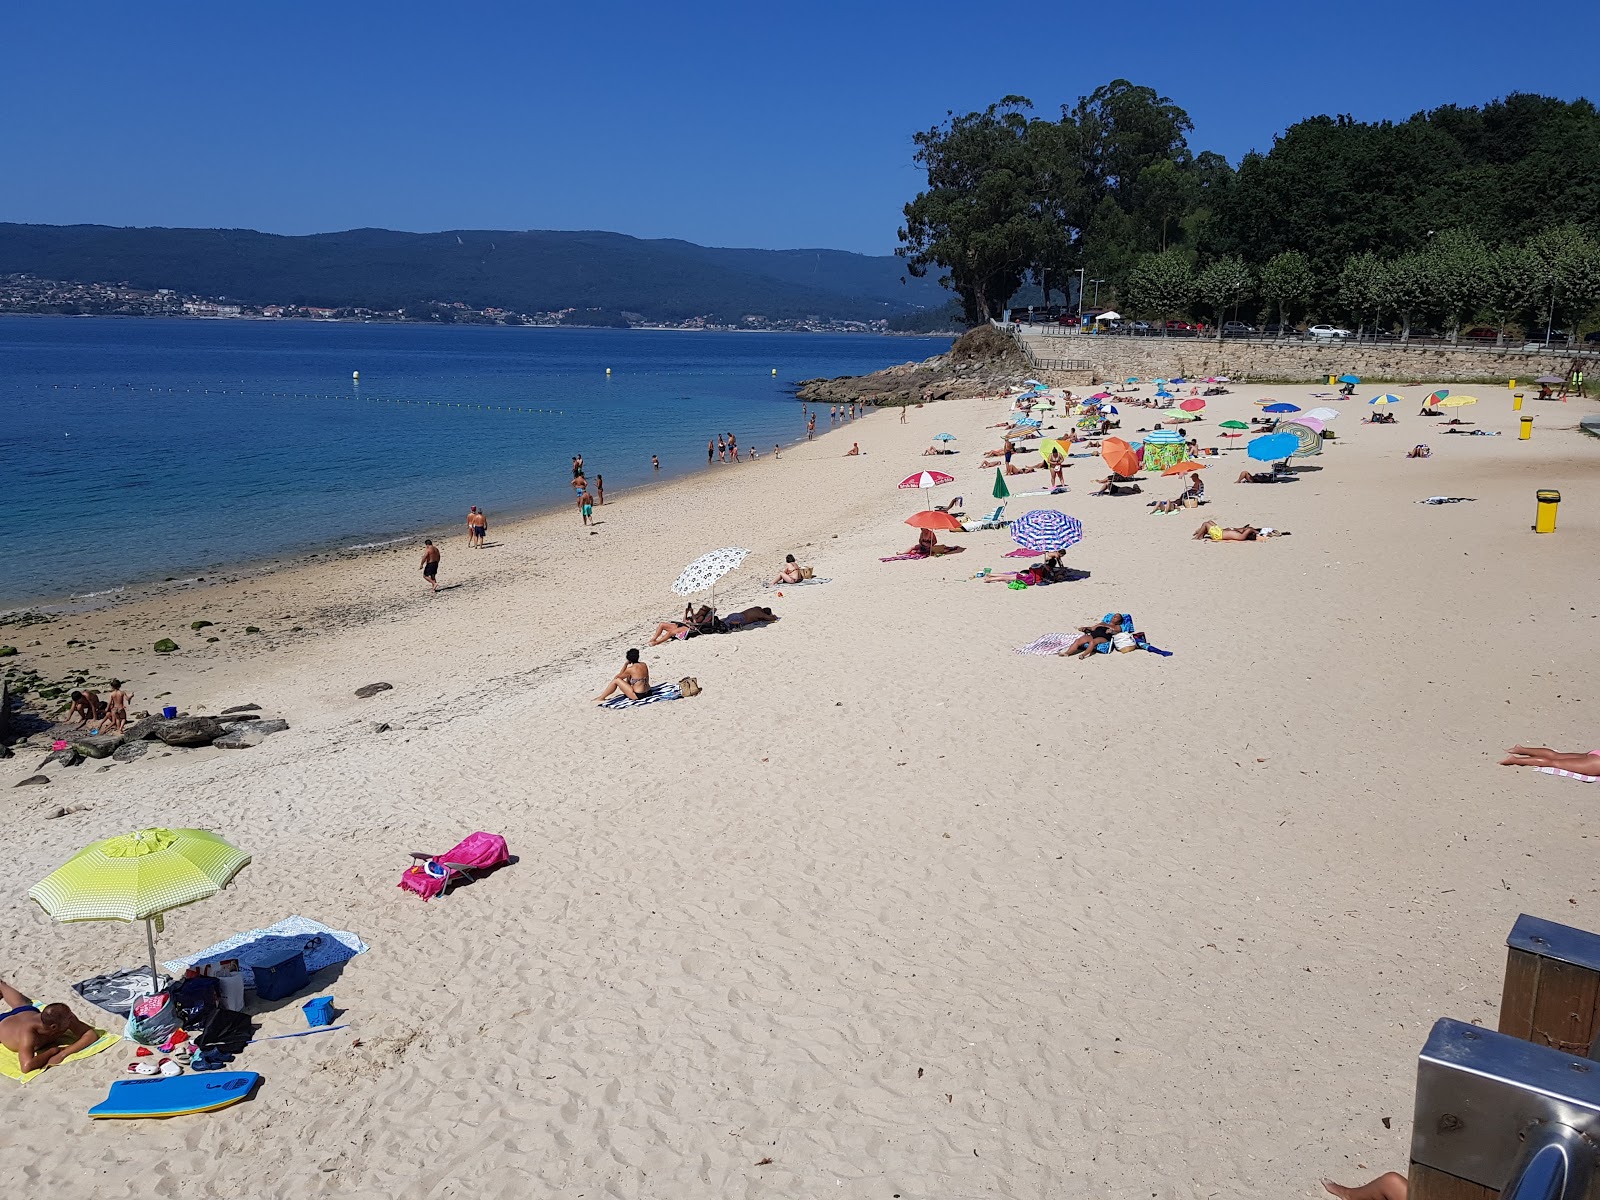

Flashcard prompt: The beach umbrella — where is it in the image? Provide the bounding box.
[1037,437,1072,466]
[1023,380,1044,389]
[1289,416,1325,434]
[1248,432,1299,462]
[899,469,955,506]
[1144,429,1185,443]
[1141,428,1188,470]
[1368,394,1404,407]
[1339,374,1361,384]
[1180,398,1206,412]
[1164,411,1200,423]
[992,468,1010,501]
[1219,432,1244,445]
[29,828,251,986]
[1161,461,1207,476]
[1219,419,1249,430]
[933,432,956,442]
[1100,437,1140,479]
[1103,404,1119,415]
[1276,422,1323,457]
[1536,375,1564,385]
[905,510,963,531]
[1439,395,1478,408]
[1424,390,1449,406]
[1263,402,1301,414]
[1097,311,1121,321]
[1009,509,1084,553]
[1089,391,1113,401]
[672,546,750,611]
[1305,407,1340,421]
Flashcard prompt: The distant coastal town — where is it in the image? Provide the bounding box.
[0,273,899,334]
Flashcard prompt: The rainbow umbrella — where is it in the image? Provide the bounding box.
[30,828,251,986]
[1368,394,1405,407]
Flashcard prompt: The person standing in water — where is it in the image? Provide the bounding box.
[420,539,440,593]
[595,475,605,505]
[652,455,660,471]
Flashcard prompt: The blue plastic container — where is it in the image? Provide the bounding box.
[162,706,178,719]
[301,995,335,1027]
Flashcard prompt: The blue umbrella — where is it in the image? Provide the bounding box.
[1248,432,1299,462]
[934,432,956,441]
[1263,402,1301,414]
[1338,374,1361,384]
[1009,509,1084,554]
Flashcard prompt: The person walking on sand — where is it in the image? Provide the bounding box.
[103,680,130,734]
[595,475,604,505]
[466,506,481,548]
[420,539,440,593]
[899,406,908,424]
[579,487,595,526]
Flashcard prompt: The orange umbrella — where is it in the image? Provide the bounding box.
[1100,437,1140,479]
[904,510,964,531]
[1161,461,1207,476]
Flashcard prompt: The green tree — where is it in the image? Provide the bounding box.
[1196,256,1252,340]
[1338,251,1385,338]
[1481,243,1535,345]
[1526,224,1600,345]
[1260,251,1314,338]
[1124,250,1196,334]
[898,98,1041,323]
[1376,254,1429,343]
[1419,230,1489,342]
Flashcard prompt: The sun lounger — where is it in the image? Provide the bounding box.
[960,504,1009,532]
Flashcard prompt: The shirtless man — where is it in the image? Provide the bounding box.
[0,979,96,1074]
[466,506,486,548]
[594,648,651,703]
[844,442,860,456]
[66,689,102,728]
[578,487,595,526]
[103,680,131,735]
[420,539,440,592]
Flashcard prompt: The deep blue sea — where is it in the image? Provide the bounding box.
[0,319,949,608]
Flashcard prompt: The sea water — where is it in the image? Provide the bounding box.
[0,318,949,608]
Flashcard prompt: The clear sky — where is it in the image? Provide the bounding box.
[4,1,1596,255]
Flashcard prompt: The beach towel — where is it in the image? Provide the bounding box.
[1014,633,1081,657]
[1538,766,1600,782]
[1418,496,1477,505]
[72,967,172,1017]
[879,552,928,562]
[0,1029,120,1083]
[600,681,682,710]
[763,577,831,589]
[164,916,368,986]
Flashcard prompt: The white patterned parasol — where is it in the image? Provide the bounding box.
[671,546,750,611]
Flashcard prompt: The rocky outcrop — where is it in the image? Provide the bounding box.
[214,726,266,750]
[354,682,393,699]
[221,703,261,714]
[70,734,124,759]
[795,326,1031,407]
[13,774,49,787]
[111,741,149,762]
[154,716,225,747]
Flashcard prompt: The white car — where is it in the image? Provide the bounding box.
[1308,324,1352,340]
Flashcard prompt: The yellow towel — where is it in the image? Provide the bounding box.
[0,1029,121,1083]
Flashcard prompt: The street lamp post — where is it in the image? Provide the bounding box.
[1077,267,1086,329]
[1091,278,1105,309]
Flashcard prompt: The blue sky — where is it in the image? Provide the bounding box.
[4,1,1596,255]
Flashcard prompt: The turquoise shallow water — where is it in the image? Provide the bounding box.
[0,318,948,607]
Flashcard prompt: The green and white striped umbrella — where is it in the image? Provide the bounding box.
[29,827,251,984]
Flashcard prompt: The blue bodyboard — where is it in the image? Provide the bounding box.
[88,1071,260,1119]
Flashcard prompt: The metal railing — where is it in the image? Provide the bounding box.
[1010,323,1593,357]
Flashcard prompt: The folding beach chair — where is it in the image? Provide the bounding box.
[399,832,510,901]
[960,504,1009,532]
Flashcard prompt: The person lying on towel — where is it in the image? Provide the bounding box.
[0,979,96,1073]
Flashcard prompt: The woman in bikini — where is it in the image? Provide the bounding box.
[594,649,651,703]
[773,554,805,585]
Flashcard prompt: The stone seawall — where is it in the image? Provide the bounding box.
[1018,329,1592,385]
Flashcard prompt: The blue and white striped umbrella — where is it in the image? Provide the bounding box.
[1144,429,1185,444]
[1009,509,1084,553]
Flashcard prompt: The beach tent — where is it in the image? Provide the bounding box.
[1141,428,1188,472]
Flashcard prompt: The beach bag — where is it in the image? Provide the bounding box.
[1182,497,1198,508]
[170,974,222,1029]
[128,992,182,1046]
[801,567,815,579]
[1112,630,1139,653]
[678,677,702,697]
[252,950,309,1001]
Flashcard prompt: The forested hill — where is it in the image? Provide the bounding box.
[0,224,951,322]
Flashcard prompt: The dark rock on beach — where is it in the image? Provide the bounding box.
[253,719,289,735]
[123,716,167,741]
[214,726,266,750]
[70,734,125,759]
[221,703,262,714]
[111,740,149,762]
[40,748,79,768]
[354,682,393,699]
[14,774,49,787]
[154,716,225,747]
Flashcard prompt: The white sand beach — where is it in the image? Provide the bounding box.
[4,382,1598,1198]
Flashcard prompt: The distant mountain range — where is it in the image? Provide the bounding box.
[0,223,955,324]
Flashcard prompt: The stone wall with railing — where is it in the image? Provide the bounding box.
[1009,325,1591,384]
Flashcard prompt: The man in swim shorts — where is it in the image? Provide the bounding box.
[579,488,595,526]
[420,539,440,592]
[0,979,96,1073]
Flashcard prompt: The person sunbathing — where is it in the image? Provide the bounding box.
[594,649,651,703]
[933,496,964,514]
[922,445,956,455]
[1055,614,1137,659]
[982,552,1065,585]
[1500,745,1600,773]
[1192,520,1288,541]
[0,979,96,1073]
[722,606,779,628]
[1091,481,1142,496]
[1419,406,1443,416]
[1236,471,1280,483]
[1405,444,1431,458]
[1444,427,1500,435]
[772,554,805,585]
[844,442,860,456]
[1151,476,1203,512]
[905,528,940,556]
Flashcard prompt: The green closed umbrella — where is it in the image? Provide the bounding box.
[29,827,251,985]
[993,467,1010,500]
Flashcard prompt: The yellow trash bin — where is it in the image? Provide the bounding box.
[1535,489,1560,533]
[1519,415,1534,440]
[1513,392,1524,411]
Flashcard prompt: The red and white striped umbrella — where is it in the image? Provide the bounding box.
[898,469,955,508]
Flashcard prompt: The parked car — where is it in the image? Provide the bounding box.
[1165,320,1199,336]
[1261,323,1298,337]
[1221,321,1257,336]
[1463,326,1500,341]
[1586,331,1600,344]
[1308,324,1352,340]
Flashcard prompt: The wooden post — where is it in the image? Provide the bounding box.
[1498,914,1600,1056]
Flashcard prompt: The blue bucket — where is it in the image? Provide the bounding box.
[162,706,178,719]
[301,996,335,1027]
